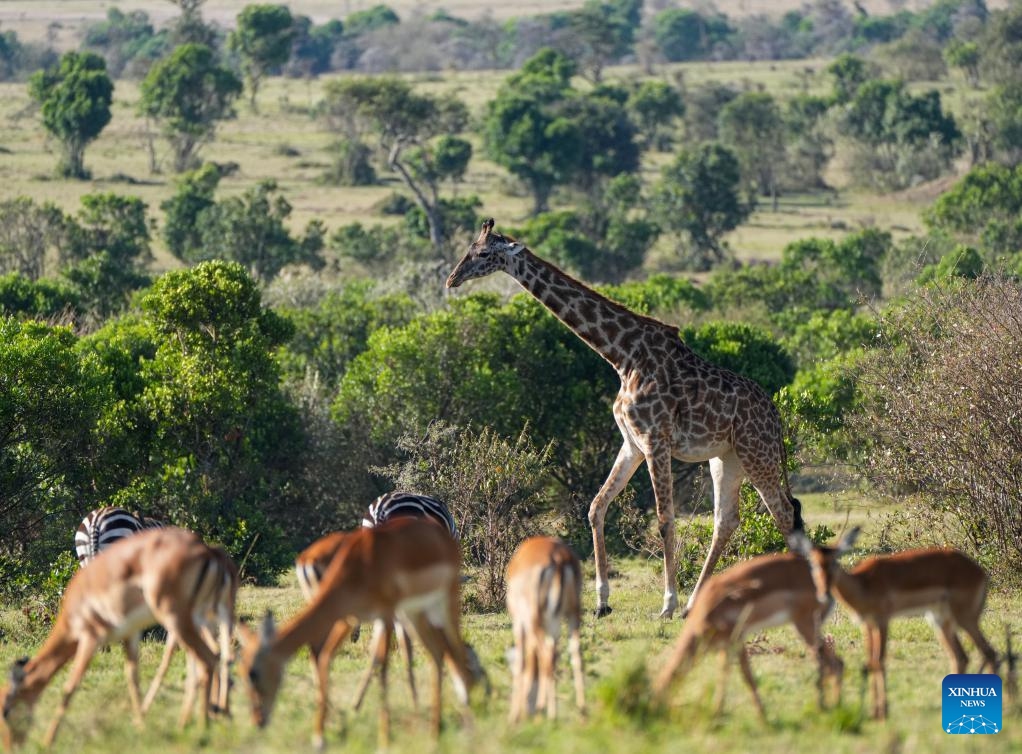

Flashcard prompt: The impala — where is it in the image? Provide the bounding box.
[238,517,478,749]
[0,528,235,750]
[652,551,844,720]
[505,536,585,723]
[295,531,417,711]
[140,545,239,715]
[789,527,1000,719]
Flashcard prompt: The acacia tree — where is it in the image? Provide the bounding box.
[718,91,786,209]
[482,49,581,216]
[566,0,641,83]
[139,43,242,172]
[652,143,752,270]
[28,51,113,179]
[228,4,295,112]
[323,76,471,253]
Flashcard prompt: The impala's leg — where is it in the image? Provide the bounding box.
[166,615,217,728]
[792,611,829,709]
[955,608,999,673]
[540,633,558,720]
[567,618,586,716]
[42,637,96,748]
[588,439,644,618]
[685,452,742,617]
[508,620,526,724]
[647,443,679,619]
[215,613,233,716]
[351,620,386,712]
[395,622,419,710]
[523,626,541,718]
[737,645,767,722]
[435,584,472,710]
[931,613,969,673]
[869,623,890,720]
[123,636,144,726]
[312,620,352,749]
[142,633,177,714]
[373,621,393,750]
[407,615,447,737]
[712,647,731,717]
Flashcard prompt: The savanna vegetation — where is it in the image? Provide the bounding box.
[1,0,1021,751]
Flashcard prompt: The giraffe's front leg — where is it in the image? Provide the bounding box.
[646,446,678,619]
[588,440,644,618]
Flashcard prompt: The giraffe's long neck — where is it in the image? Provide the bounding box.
[510,250,655,369]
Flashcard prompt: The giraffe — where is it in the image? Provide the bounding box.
[446,219,804,619]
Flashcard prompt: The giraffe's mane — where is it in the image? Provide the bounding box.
[513,238,682,335]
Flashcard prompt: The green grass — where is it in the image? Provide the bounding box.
[1,493,1019,753]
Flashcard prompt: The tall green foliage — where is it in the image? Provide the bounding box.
[228,4,295,112]
[28,51,113,178]
[139,43,242,172]
[652,143,751,270]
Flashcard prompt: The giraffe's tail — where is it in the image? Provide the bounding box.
[789,495,805,532]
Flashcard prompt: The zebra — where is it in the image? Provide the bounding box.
[74,506,165,567]
[361,490,458,539]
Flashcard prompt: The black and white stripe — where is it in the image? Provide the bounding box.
[74,506,165,567]
[362,491,458,540]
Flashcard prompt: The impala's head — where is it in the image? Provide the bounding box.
[1,658,32,750]
[237,612,284,730]
[446,218,525,288]
[788,527,861,605]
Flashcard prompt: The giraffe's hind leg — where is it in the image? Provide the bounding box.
[685,452,742,617]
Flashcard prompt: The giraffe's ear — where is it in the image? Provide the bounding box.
[506,241,524,256]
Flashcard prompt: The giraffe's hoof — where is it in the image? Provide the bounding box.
[658,606,676,620]
[679,605,691,620]
[595,605,613,619]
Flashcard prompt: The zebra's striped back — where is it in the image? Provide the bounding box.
[362,491,458,540]
[74,506,165,567]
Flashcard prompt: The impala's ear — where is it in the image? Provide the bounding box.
[786,530,813,557]
[837,526,862,554]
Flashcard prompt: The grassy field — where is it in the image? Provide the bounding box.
[0,54,934,272]
[4,1,1007,47]
[1,492,1018,753]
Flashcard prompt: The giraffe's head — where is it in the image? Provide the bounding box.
[446,218,525,288]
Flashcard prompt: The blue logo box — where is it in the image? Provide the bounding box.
[943,674,1002,734]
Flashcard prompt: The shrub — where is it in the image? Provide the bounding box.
[850,275,1022,578]
[375,422,552,611]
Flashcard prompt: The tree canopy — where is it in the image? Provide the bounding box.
[28,51,113,178]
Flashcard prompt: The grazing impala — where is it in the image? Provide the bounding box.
[292,493,460,712]
[295,531,420,711]
[0,528,235,750]
[238,517,478,750]
[789,527,1000,720]
[652,551,844,720]
[505,536,585,723]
